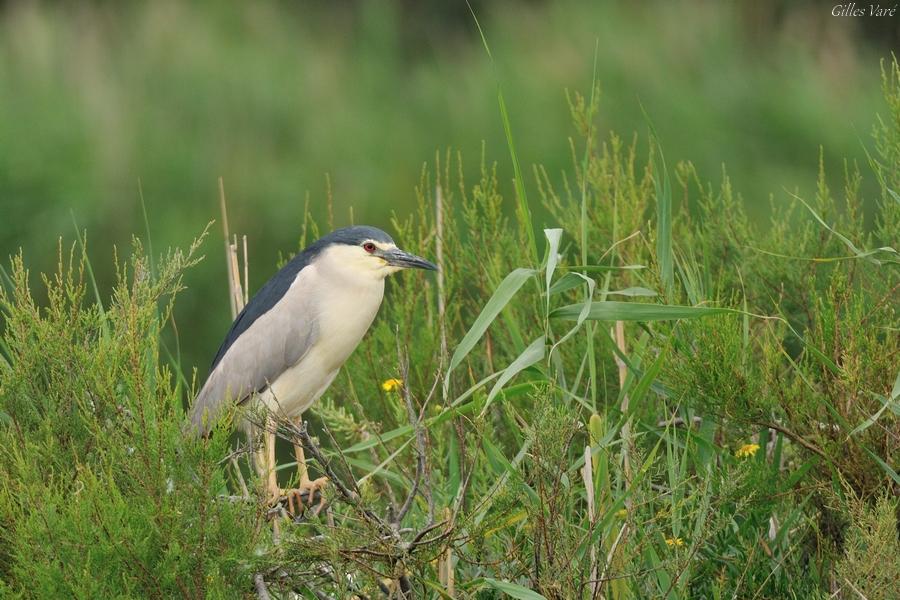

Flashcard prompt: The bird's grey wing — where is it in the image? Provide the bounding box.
[189,288,318,434]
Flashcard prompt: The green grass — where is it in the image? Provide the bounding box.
[1,50,898,598]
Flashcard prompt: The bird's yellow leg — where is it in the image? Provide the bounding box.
[254,415,281,503]
[264,414,281,502]
[285,415,328,516]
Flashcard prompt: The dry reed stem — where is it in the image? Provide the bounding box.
[581,445,599,599]
[218,177,238,318]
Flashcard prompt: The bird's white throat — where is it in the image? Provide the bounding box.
[264,253,386,416]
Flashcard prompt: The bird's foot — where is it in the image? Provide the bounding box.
[281,476,329,518]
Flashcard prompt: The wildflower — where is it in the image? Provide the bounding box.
[665,537,685,548]
[615,509,628,519]
[381,378,403,392]
[735,443,760,459]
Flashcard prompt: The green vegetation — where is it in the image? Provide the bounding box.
[1,32,897,596]
[0,0,888,375]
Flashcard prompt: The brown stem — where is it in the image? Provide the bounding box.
[760,421,830,462]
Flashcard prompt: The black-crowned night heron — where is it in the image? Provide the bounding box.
[189,225,436,510]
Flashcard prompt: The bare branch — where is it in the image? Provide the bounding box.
[759,420,830,462]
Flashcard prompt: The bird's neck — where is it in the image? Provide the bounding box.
[315,253,386,296]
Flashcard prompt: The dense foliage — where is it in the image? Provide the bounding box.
[0,55,898,600]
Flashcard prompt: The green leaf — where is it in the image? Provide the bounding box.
[342,456,405,486]
[549,272,595,360]
[559,264,646,273]
[355,437,413,487]
[70,214,109,338]
[343,372,506,454]
[483,336,546,415]
[422,580,456,599]
[848,393,898,437]
[606,286,657,297]
[342,394,481,454]
[628,345,668,407]
[552,301,730,321]
[445,268,537,395]
[548,272,588,296]
[482,578,547,600]
[788,189,898,266]
[643,108,673,294]
[448,429,461,502]
[864,447,900,486]
[544,228,563,295]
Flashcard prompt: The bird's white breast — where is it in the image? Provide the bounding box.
[262,256,385,417]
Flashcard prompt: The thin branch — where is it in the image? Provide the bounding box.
[217,441,253,465]
[597,522,628,597]
[840,578,870,600]
[395,354,425,525]
[759,421,830,462]
[319,420,364,497]
[407,526,454,551]
[407,519,449,549]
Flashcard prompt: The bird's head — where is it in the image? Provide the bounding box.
[316,226,437,280]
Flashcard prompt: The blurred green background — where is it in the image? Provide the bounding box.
[1,0,896,377]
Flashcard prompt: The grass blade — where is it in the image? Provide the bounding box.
[544,228,563,297]
[552,301,729,321]
[864,447,900,486]
[640,106,673,294]
[467,1,537,262]
[549,272,595,359]
[786,188,898,265]
[482,335,546,415]
[445,267,537,395]
[606,287,657,297]
[482,578,547,600]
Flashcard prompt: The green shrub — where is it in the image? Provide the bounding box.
[1,51,897,600]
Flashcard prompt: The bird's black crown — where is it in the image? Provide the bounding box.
[320,226,394,247]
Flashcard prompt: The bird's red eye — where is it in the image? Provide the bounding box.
[363,242,376,253]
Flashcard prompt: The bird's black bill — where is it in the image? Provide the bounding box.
[384,248,438,271]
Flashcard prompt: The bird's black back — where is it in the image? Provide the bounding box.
[208,225,394,371]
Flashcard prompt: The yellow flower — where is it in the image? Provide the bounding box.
[665,537,685,548]
[381,378,403,392]
[614,509,628,519]
[735,443,760,459]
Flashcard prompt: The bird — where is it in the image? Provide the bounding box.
[189,225,437,511]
